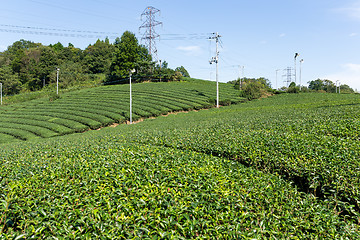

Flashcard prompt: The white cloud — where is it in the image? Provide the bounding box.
[324,63,360,92]
[335,2,360,20]
[177,45,202,56]
[279,33,286,38]
[349,32,358,37]
[0,45,6,51]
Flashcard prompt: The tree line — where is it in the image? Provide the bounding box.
[307,79,354,93]
[0,31,190,95]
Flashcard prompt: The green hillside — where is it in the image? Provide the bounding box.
[0,79,244,144]
[1,91,360,238]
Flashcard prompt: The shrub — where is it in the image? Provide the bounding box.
[240,81,263,100]
[48,92,61,102]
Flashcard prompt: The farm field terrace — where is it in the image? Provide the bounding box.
[0,79,244,144]
[1,93,360,238]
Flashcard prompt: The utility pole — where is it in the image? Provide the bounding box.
[299,59,304,91]
[336,80,340,94]
[209,32,221,108]
[275,69,281,90]
[159,60,162,82]
[56,68,60,95]
[129,69,135,124]
[0,82,2,105]
[139,6,162,62]
[238,65,244,90]
[294,53,299,85]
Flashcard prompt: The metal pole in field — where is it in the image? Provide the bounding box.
[275,69,280,90]
[56,68,60,95]
[130,72,132,124]
[299,59,304,91]
[336,80,340,93]
[159,60,162,82]
[294,53,299,85]
[240,66,244,90]
[129,69,135,124]
[0,82,2,105]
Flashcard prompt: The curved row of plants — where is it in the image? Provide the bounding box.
[1,121,359,238]
[0,80,245,143]
[129,93,360,223]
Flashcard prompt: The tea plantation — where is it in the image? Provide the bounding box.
[1,82,360,238]
[0,79,244,143]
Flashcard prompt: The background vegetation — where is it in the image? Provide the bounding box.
[0,31,187,96]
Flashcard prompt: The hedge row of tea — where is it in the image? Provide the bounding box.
[0,79,244,144]
[130,93,360,222]
[1,93,360,238]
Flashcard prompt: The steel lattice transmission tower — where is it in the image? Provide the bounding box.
[139,6,162,62]
[283,67,294,87]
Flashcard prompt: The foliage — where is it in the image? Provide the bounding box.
[0,93,360,238]
[107,31,152,83]
[0,66,21,95]
[286,82,300,93]
[308,79,355,93]
[134,93,360,224]
[175,66,190,78]
[0,80,245,141]
[0,34,185,96]
[83,38,115,74]
[229,77,272,100]
[48,92,61,102]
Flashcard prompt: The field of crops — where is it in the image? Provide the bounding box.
[1,91,360,238]
[0,79,244,143]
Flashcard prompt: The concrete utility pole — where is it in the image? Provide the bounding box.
[56,68,60,95]
[0,82,2,105]
[209,32,221,108]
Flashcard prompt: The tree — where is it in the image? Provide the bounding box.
[287,82,299,93]
[307,79,354,93]
[339,84,355,93]
[108,31,152,82]
[241,81,263,100]
[175,66,190,78]
[308,79,324,91]
[0,66,21,94]
[83,39,115,74]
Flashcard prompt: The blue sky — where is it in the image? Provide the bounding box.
[1,0,360,91]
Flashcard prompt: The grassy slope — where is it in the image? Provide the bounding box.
[1,92,360,238]
[0,79,244,144]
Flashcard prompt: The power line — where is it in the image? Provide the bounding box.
[0,28,118,39]
[0,24,212,42]
[27,0,133,24]
[0,24,120,35]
